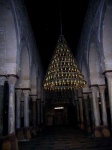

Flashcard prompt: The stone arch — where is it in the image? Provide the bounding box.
[0,4,17,74]
[81,62,89,92]
[103,0,112,70]
[37,69,43,99]
[17,45,30,88]
[88,42,104,85]
[30,64,37,94]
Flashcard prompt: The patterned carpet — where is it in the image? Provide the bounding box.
[18,126,112,150]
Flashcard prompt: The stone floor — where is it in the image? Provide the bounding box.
[18,126,112,150]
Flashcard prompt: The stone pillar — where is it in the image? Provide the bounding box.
[23,89,30,127]
[8,75,17,134]
[83,93,91,134]
[76,100,80,127]
[0,76,6,136]
[105,72,112,128]
[40,101,44,124]
[99,85,110,137]
[31,95,37,126]
[37,99,41,125]
[99,85,107,125]
[89,92,94,132]
[75,90,80,127]
[40,88,44,125]
[78,96,84,130]
[91,86,101,137]
[15,89,22,129]
[96,91,101,125]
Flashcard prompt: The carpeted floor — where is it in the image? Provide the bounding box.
[18,126,112,150]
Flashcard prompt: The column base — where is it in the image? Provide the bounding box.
[94,127,102,137]
[101,125,110,137]
[80,122,85,130]
[30,126,37,137]
[1,132,19,150]
[16,128,24,140]
[94,126,110,137]
[86,125,91,134]
[16,127,32,141]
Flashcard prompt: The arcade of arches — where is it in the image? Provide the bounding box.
[0,0,112,149]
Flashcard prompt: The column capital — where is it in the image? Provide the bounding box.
[15,88,22,96]
[98,85,106,93]
[103,70,112,78]
[75,94,78,100]
[83,87,90,93]
[88,92,92,98]
[78,89,82,97]
[22,88,31,96]
[0,75,6,85]
[7,74,18,85]
[90,85,98,93]
[30,94,37,101]
[89,84,98,88]
[82,92,89,99]
[102,70,112,75]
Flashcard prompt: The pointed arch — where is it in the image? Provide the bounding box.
[30,64,37,94]
[17,45,30,88]
[0,4,17,74]
[103,0,112,70]
[89,42,104,85]
[82,62,89,92]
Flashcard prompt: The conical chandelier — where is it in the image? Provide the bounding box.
[43,34,86,91]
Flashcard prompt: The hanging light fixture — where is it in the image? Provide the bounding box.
[43,34,86,91]
[43,3,86,91]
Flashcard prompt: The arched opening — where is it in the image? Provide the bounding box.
[29,65,37,126]
[19,46,30,86]
[0,5,17,136]
[89,42,105,125]
[89,42,102,85]
[102,0,112,128]
[103,0,112,71]
[17,45,30,127]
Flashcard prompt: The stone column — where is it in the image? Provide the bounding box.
[40,101,44,124]
[31,95,37,126]
[37,99,41,125]
[91,86,100,126]
[23,89,30,127]
[83,93,91,134]
[91,86,101,137]
[78,96,84,130]
[99,85,107,125]
[15,89,22,129]
[105,72,112,128]
[89,92,94,132]
[40,88,44,125]
[75,90,80,127]
[0,76,6,135]
[99,85,110,137]
[8,75,17,134]
[96,91,101,125]
[76,100,80,127]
